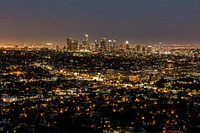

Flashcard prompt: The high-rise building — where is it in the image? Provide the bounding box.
[125,41,130,50]
[100,37,106,52]
[94,40,99,52]
[90,42,96,52]
[135,45,141,53]
[112,37,117,51]
[108,40,112,51]
[83,34,90,51]
[67,38,78,52]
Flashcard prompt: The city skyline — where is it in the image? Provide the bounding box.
[1,0,200,44]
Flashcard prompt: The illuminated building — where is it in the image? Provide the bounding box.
[90,42,96,52]
[142,46,146,53]
[125,41,130,50]
[107,40,112,51]
[83,34,90,51]
[119,43,125,51]
[112,37,117,51]
[136,45,141,53]
[67,38,78,52]
[100,37,106,52]
[147,46,152,54]
[94,40,99,52]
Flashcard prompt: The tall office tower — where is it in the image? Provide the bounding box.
[83,34,90,51]
[125,41,130,50]
[100,37,106,52]
[158,42,164,54]
[107,40,112,51]
[67,38,78,52]
[90,43,96,52]
[94,40,99,52]
[112,37,117,51]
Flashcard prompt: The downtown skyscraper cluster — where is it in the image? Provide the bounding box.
[66,34,129,52]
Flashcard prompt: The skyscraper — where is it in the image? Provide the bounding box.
[125,41,130,50]
[100,37,106,52]
[94,40,99,52]
[112,37,117,51]
[67,38,78,52]
[108,40,112,51]
[83,34,90,51]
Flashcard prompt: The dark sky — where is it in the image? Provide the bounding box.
[0,0,200,44]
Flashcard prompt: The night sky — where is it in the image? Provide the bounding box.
[0,0,200,44]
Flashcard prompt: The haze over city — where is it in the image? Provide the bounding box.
[1,1,200,133]
[0,0,200,44]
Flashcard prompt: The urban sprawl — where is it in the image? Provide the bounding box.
[0,35,200,133]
